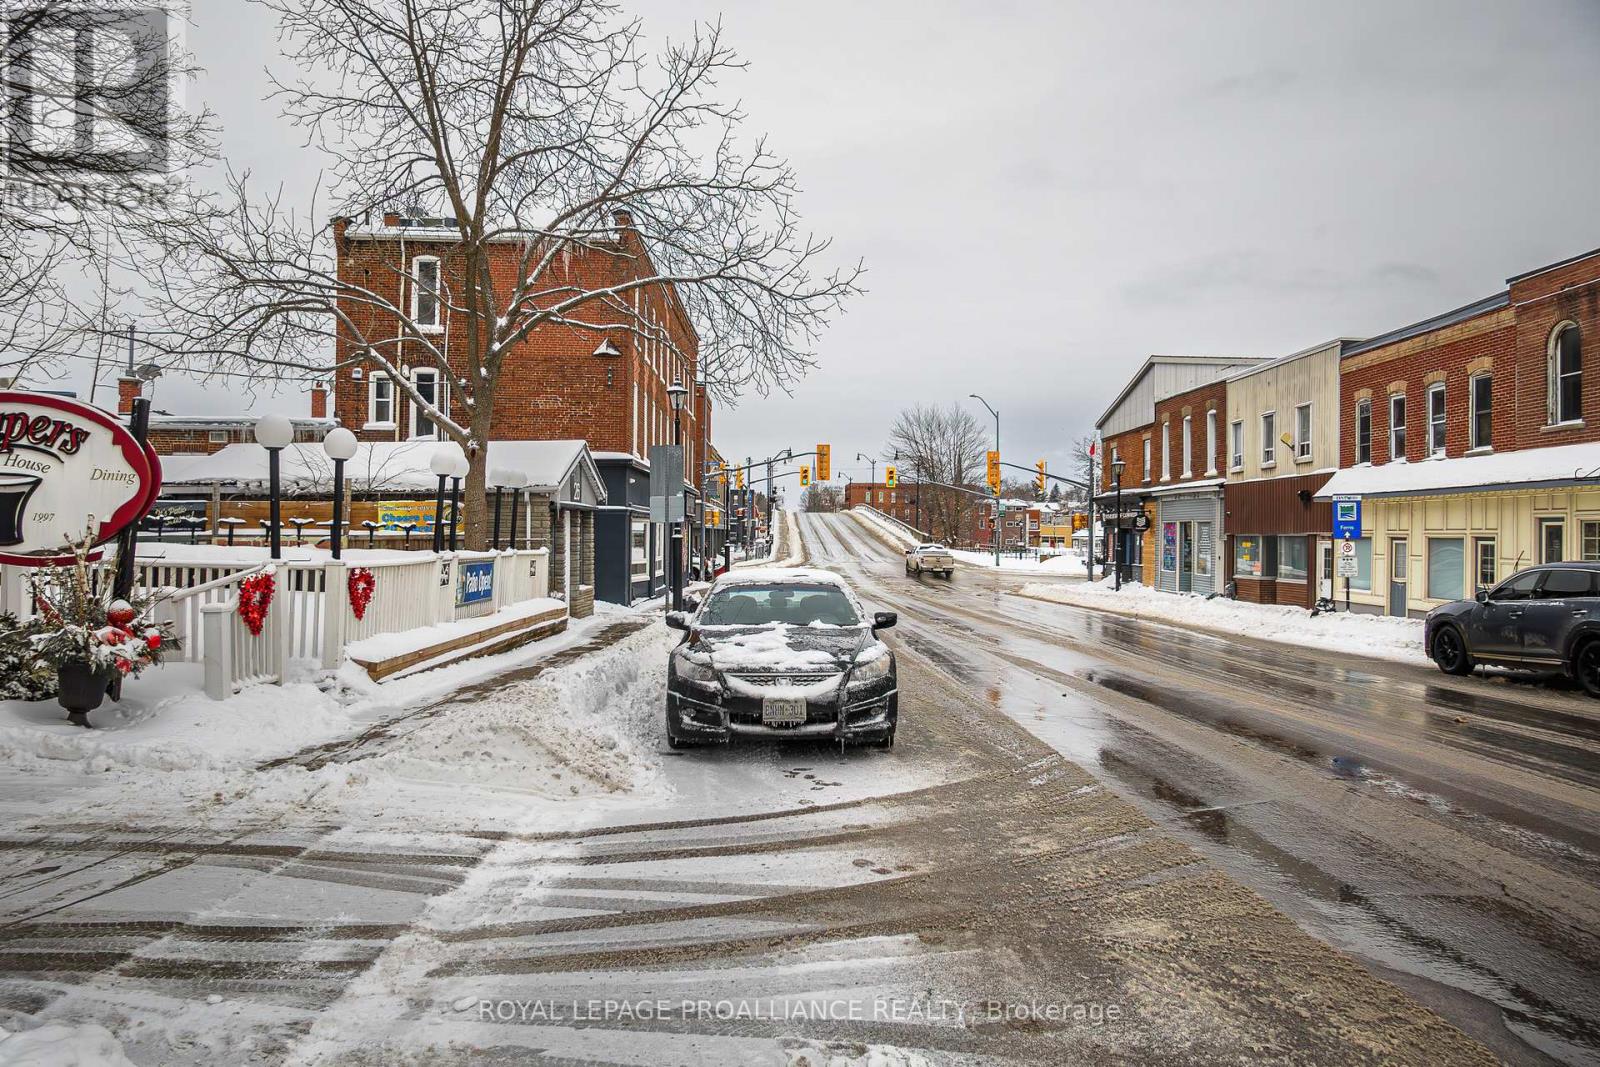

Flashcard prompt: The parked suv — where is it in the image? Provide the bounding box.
[1426,563,1600,695]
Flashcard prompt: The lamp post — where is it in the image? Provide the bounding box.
[254,414,294,560]
[1112,457,1126,592]
[322,427,357,560]
[449,454,468,551]
[489,468,507,549]
[968,393,1001,567]
[855,451,877,487]
[429,448,455,553]
[504,470,528,549]
[666,379,688,611]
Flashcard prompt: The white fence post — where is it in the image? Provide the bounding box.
[273,569,291,687]
[532,548,549,599]
[437,554,456,624]
[201,603,232,700]
[322,560,348,670]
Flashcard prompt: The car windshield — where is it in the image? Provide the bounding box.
[699,583,861,627]
[918,544,947,552]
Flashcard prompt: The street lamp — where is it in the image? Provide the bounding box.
[1112,456,1126,592]
[968,393,1001,566]
[429,447,457,553]
[855,452,877,485]
[490,467,510,549]
[666,379,689,610]
[449,453,468,551]
[322,427,358,560]
[503,470,529,549]
[253,413,294,560]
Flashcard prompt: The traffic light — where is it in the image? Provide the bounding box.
[735,466,744,489]
[986,450,1001,494]
[816,443,831,481]
[884,465,897,488]
[1035,460,1047,496]
[799,464,811,487]
[709,510,721,528]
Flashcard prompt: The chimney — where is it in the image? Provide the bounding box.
[117,376,142,415]
[382,211,402,227]
[310,383,328,420]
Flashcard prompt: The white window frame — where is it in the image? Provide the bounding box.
[1294,402,1312,463]
[1229,420,1243,471]
[1205,410,1217,476]
[367,373,395,428]
[1142,437,1151,483]
[1548,322,1582,426]
[1181,415,1193,477]
[1355,399,1372,464]
[411,256,443,332]
[1161,421,1171,480]
[408,367,446,440]
[1469,372,1492,451]
[1389,393,1406,461]
[1260,411,1276,467]
[1426,382,1446,458]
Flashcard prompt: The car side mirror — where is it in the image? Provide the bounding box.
[665,611,690,631]
[1475,589,1489,604]
[872,611,897,631]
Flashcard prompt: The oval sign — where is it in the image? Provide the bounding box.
[0,391,157,566]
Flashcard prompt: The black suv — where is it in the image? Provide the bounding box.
[1426,562,1600,695]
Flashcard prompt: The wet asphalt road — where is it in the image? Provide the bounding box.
[799,512,1600,1067]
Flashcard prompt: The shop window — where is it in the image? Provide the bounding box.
[1355,399,1371,464]
[1470,374,1492,451]
[1427,537,1464,601]
[1584,522,1600,562]
[1350,537,1373,591]
[631,522,648,577]
[1260,411,1276,465]
[1278,536,1307,581]
[1234,535,1263,578]
[1427,383,1446,458]
[1549,323,1582,425]
[1475,538,1496,590]
[1389,394,1406,460]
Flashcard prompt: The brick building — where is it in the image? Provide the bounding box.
[331,213,712,605]
[1319,247,1600,617]
[116,378,332,455]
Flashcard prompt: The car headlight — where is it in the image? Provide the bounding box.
[850,648,893,685]
[674,655,719,685]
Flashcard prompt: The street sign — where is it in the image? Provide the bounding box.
[456,559,495,605]
[985,450,1000,493]
[1332,494,1362,540]
[816,443,830,481]
[1337,538,1359,577]
[648,444,685,523]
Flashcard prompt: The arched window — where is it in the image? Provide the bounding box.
[1550,323,1582,425]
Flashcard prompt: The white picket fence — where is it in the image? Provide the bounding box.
[142,550,551,699]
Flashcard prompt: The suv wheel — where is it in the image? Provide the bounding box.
[1432,625,1474,676]
[1574,639,1600,699]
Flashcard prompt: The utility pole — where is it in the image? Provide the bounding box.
[969,393,1001,567]
[1086,443,1096,580]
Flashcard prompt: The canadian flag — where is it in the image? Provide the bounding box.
[1089,442,1097,458]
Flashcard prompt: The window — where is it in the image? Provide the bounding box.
[1468,374,1492,451]
[1229,420,1244,470]
[409,368,444,439]
[1389,394,1406,460]
[1475,538,1496,590]
[207,430,228,444]
[1350,537,1373,591]
[1278,536,1308,581]
[1355,400,1371,464]
[1161,421,1171,480]
[1427,382,1446,458]
[1234,535,1263,578]
[1143,437,1151,482]
[412,257,441,329]
[1585,521,1600,562]
[368,374,394,426]
[1260,411,1276,465]
[1538,569,1596,599]
[1540,519,1565,563]
[631,521,648,577]
[1181,416,1193,477]
[1491,570,1539,601]
[1205,410,1217,475]
[1427,537,1464,600]
[1550,323,1582,424]
[1294,403,1312,462]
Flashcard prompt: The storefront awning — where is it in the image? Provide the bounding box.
[1315,441,1600,500]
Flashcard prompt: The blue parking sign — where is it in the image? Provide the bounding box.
[1332,495,1362,540]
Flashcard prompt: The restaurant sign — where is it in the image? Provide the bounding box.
[0,391,159,566]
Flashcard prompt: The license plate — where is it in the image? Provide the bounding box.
[762,696,807,726]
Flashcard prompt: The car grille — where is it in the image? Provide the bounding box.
[726,671,839,687]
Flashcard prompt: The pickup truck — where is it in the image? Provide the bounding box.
[905,542,955,578]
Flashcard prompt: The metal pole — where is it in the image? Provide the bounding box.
[1086,448,1095,580]
[670,412,683,610]
[492,485,503,549]
[268,447,283,560]
[1113,470,1123,592]
[330,457,345,560]
[432,474,447,552]
[508,488,520,549]
[449,478,461,551]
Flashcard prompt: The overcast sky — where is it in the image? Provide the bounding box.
[76,0,1600,483]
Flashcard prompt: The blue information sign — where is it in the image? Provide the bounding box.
[1331,495,1362,540]
[457,559,495,605]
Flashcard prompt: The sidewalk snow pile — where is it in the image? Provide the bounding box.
[950,547,1087,574]
[734,506,803,569]
[0,1022,135,1067]
[1019,577,1429,666]
[849,506,918,550]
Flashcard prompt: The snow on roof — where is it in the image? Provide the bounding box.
[161,439,605,501]
[1316,442,1600,499]
[149,415,334,429]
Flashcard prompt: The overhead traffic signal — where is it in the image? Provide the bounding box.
[799,464,811,487]
[986,450,1001,494]
[816,443,831,481]
[1035,460,1047,496]
[735,466,744,489]
[884,464,897,488]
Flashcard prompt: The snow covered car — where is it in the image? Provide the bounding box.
[664,568,899,749]
[905,543,955,578]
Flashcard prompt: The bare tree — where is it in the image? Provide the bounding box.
[801,484,840,513]
[884,402,986,545]
[137,0,861,547]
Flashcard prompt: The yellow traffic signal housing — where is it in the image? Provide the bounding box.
[1035,460,1047,495]
[816,443,831,481]
[709,510,721,528]
[986,450,1001,493]
[735,466,744,489]
[884,465,897,488]
[799,464,811,487]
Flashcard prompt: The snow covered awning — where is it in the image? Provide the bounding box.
[160,439,606,506]
[1316,442,1600,500]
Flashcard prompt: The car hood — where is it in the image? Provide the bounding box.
[1428,598,1478,620]
[690,623,868,674]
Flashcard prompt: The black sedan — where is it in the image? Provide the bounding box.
[665,569,899,749]
[1425,562,1600,695]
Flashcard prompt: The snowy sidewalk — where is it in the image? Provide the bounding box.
[1016,577,1429,667]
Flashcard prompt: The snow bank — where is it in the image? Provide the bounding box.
[949,547,1088,574]
[0,1022,136,1066]
[733,507,803,569]
[1018,577,1429,666]
[346,597,565,663]
[848,507,918,550]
